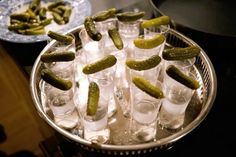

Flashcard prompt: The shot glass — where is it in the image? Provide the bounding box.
[158,70,197,131]
[130,80,163,143]
[44,34,76,80]
[43,83,79,129]
[130,47,163,85]
[79,28,104,63]
[118,20,141,56]
[164,57,196,75]
[87,65,116,118]
[81,79,112,144]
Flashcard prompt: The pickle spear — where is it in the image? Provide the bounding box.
[162,46,200,60]
[132,76,164,99]
[141,15,170,28]
[41,69,72,91]
[47,31,74,44]
[116,11,145,22]
[166,65,200,89]
[87,82,100,116]
[92,8,117,22]
[40,51,75,63]
[108,27,123,50]
[83,55,117,74]
[126,54,161,71]
[84,16,102,41]
[134,34,165,49]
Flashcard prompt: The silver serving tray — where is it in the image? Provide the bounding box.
[30,25,217,155]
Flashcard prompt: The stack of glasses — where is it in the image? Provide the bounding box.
[40,8,201,145]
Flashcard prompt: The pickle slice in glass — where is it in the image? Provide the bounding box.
[87,82,100,116]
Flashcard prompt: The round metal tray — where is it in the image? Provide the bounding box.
[30,26,217,155]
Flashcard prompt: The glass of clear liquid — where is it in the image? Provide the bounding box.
[130,80,163,143]
[158,70,197,131]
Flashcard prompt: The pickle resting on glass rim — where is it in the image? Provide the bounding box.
[40,51,75,63]
[162,46,200,60]
[41,69,72,91]
[166,65,200,89]
[126,54,161,71]
[141,15,171,28]
[47,30,74,44]
[92,8,117,22]
[132,76,164,99]
[108,27,123,50]
[134,34,166,49]
[116,11,145,22]
[82,55,117,74]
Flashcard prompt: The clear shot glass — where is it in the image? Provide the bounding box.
[130,80,163,143]
[158,70,197,131]
[81,78,114,144]
[43,82,79,130]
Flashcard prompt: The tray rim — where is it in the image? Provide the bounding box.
[30,25,217,152]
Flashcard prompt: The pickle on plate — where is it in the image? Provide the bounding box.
[29,0,41,11]
[40,51,75,63]
[10,13,30,21]
[134,34,165,49]
[63,8,72,23]
[126,54,161,71]
[116,11,145,22]
[84,16,102,41]
[82,55,117,74]
[108,27,123,50]
[52,12,65,25]
[47,0,65,11]
[166,65,200,89]
[141,15,170,28]
[132,76,164,99]
[47,30,74,44]
[41,69,72,91]
[86,82,100,116]
[39,7,47,20]
[92,8,117,22]
[162,46,200,60]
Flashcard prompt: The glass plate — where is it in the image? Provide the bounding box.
[0,0,91,43]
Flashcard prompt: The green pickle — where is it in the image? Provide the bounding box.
[92,8,117,22]
[87,82,100,116]
[41,69,72,91]
[126,54,161,71]
[40,51,75,63]
[141,15,170,28]
[83,55,117,74]
[163,46,200,60]
[84,16,102,41]
[134,34,165,49]
[47,31,74,44]
[166,65,200,89]
[108,27,123,50]
[132,76,164,99]
[116,11,145,22]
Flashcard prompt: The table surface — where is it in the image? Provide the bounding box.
[0,0,236,156]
